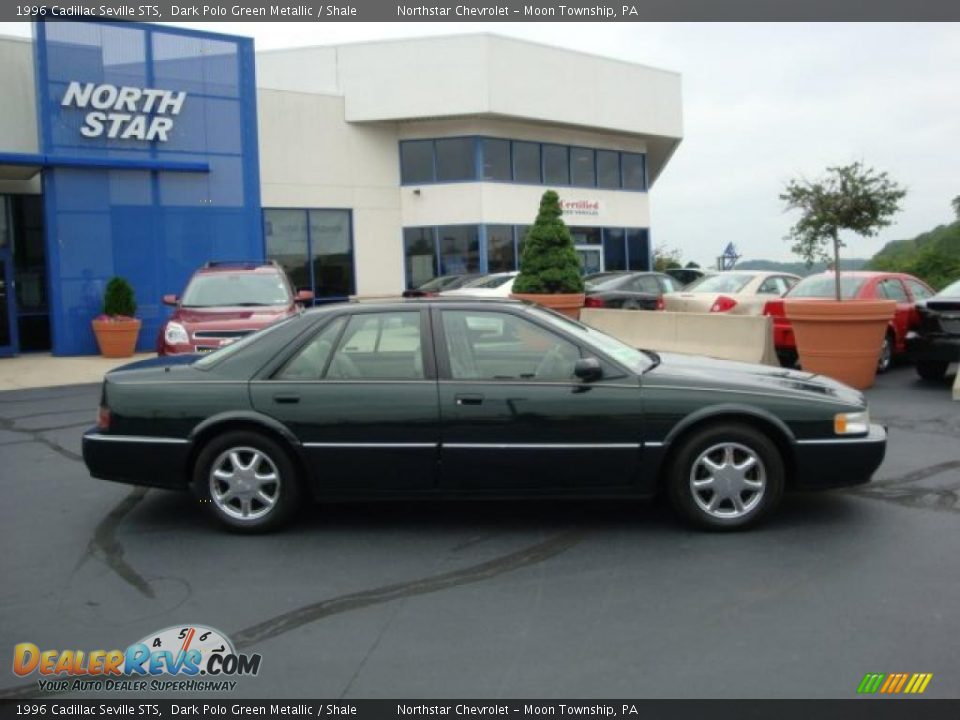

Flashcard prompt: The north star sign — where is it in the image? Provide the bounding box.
[61,81,187,142]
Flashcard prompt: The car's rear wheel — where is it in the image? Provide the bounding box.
[916,360,948,382]
[622,299,641,310]
[194,430,301,532]
[877,331,894,374]
[667,423,785,530]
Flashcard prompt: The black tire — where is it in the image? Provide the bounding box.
[193,430,302,533]
[877,332,894,374]
[666,422,785,531]
[915,360,948,382]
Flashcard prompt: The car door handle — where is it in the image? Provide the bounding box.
[455,394,484,406]
[273,394,301,404]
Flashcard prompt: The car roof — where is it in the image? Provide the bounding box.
[303,296,533,315]
[802,270,911,279]
[195,261,283,275]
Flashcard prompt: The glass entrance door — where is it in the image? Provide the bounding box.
[575,246,603,276]
[0,198,18,356]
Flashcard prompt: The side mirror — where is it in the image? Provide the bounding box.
[574,357,603,382]
[295,290,315,303]
[162,294,178,307]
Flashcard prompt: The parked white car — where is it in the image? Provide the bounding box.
[441,271,519,298]
[663,270,800,315]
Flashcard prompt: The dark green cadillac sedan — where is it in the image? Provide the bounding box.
[83,299,886,532]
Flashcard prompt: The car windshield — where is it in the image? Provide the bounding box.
[193,314,298,368]
[464,274,515,289]
[936,279,960,297]
[683,273,754,294]
[181,273,291,308]
[585,274,630,290]
[789,275,866,299]
[526,306,654,374]
[417,276,458,292]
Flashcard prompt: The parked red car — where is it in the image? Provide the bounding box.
[157,261,313,355]
[763,271,935,372]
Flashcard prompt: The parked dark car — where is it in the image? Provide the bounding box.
[84,299,885,533]
[764,271,934,372]
[157,261,313,356]
[583,271,682,310]
[402,274,482,298]
[908,278,960,381]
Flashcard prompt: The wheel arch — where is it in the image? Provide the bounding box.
[186,411,308,489]
[657,405,797,490]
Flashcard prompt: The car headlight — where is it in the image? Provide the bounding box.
[164,322,189,345]
[834,410,870,435]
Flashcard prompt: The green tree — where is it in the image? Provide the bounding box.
[952,195,960,221]
[685,261,701,269]
[781,162,906,300]
[102,277,137,318]
[513,190,584,294]
[653,245,683,272]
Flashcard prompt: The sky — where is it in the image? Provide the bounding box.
[4,21,959,266]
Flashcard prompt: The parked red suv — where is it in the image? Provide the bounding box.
[763,271,935,372]
[157,261,313,355]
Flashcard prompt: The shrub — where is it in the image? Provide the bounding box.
[512,190,585,294]
[102,277,137,318]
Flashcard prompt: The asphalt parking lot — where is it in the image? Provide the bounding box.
[0,365,957,700]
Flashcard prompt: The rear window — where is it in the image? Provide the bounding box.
[464,274,515,289]
[684,273,754,294]
[788,275,866,299]
[586,274,631,290]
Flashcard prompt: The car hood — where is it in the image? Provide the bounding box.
[172,305,290,325]
[644,351,865,406]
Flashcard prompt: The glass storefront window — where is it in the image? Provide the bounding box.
[400,140,435,184]
[437,226,480,275]
[622,153,647,191]
[602,228,626,271]
[570,227,601,245]
[403,227,437,289]
[435,138,476,182]
[481,138,511,181]
[513,142,541,184]
[309,210,354,298]
[543,144,570,185]
[597,151,620,189]
[627,228,650,270]
[486,225,516,273]
[265,209,355,300]
[264,209,309,291]
[570,147,596,187]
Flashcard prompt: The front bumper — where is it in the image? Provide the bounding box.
[907,333,960,364]
[791,423,887,490]
[82,429,191,490]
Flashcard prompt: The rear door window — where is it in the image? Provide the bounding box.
[326,312,424,380]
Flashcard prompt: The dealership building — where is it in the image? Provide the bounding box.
[0,22,683,356]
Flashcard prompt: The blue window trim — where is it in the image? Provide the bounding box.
[0,151,210,174]
[262,207,356,303]
[399,135,648,192]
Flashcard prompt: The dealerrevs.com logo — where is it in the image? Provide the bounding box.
[12,625,261,693]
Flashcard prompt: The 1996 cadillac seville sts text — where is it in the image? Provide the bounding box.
[82,299,887,532]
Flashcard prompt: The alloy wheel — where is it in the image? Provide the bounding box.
[209,446,282,521]
[689,442,766,519]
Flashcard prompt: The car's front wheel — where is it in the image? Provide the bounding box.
[194,430,301,532]
[666,423,785,530]
[877,332,894,374]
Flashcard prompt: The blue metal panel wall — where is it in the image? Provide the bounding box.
[34,21,262,355]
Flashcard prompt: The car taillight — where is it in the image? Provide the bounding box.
[655,296,665,311]
[97,405,111,431]
[763,300,785,318]
[584,296,606,308]
[710,296,738,313]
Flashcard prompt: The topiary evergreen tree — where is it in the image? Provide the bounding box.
[512,190,584,294]
[102,277,137,318]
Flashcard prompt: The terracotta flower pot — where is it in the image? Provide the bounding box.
[783,299,895,390]
[91,318,142,358]
[510,293,586,320]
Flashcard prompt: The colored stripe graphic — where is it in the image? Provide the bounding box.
[858,673,932,694]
